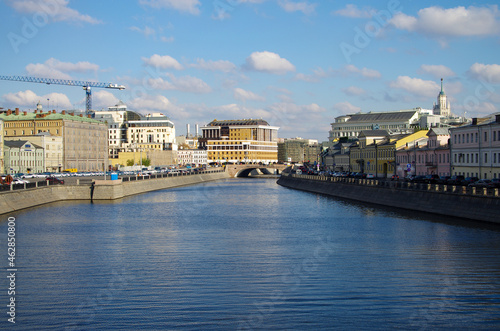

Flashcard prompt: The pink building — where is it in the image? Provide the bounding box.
[395,128,450,177]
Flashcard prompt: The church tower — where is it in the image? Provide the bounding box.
[433,78,451,116]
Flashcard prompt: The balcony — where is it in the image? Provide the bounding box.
[425,161,437,167]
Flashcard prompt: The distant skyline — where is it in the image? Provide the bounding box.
[1,0,500,141]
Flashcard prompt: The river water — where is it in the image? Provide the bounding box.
[1,177,500,330]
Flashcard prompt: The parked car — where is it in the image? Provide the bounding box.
[366,173,375,179]
[411,175,427,183]
[490,178,500,188]
[424,174,440,184]
[391,174,399,181]
[436,176,451,184]
[46,176,64,185]
[468,179,493,188]
[461,177,479,186]
[447,175,465,185]
[354,172,367,179]
[404,175,415,182]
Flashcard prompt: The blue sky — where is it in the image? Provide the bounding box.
[1,0,500,141]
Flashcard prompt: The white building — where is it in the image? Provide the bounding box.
[4,140,44,174]
[177,149,208,166]
[9,133,63,172]
[126,112,176,150]
[329,109,419,141]
[433,78,451,117]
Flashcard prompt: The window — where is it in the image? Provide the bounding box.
[485,153,488,163]
[485,131,488,142]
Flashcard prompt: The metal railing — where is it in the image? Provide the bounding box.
[288,174,500,198]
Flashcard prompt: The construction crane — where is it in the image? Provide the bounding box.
[0,75,125,113]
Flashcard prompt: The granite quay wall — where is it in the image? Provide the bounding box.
[277,174,500,224]
[0,169,229,216]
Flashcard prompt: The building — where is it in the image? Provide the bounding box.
[200,119,279,164]
[450,113,500,179]
[177,149,207,166]
[329,109,419,141]
[433,78,451,117]
[93,101,141,158]
[8,133,63,172]
[0,107,108,171]
[4,140,44,174]
[322,141,353,172]
[277,138,320,163]
[0,119,4,173]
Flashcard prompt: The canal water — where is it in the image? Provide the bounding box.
[1,178,500,330]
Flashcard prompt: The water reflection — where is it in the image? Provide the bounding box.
[1,178,499,329]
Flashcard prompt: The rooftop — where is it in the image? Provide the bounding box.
[334,110,418,124]
[0,109,103,124]
[207,119,270,126]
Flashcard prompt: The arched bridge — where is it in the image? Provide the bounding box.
[226,164,289,178]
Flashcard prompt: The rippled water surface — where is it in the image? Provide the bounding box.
[1,178,500,330]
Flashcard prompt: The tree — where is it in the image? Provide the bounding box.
[142,158,151,167]
[126,159,134,166]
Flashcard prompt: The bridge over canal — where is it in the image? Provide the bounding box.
[226,164,289,177]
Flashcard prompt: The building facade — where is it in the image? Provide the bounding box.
[0,119,3,173]
[329,109,419,141]
[201,119,279,164]
[277,138,319,163]
[126,112,176,150]
[4,140,44,174]
[450,114,500,179]
[0,108,108,171]
[9,133,63,172]
[177,149,208,166]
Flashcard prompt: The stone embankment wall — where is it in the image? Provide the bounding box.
[277,174,500,224]
[0,171,229,216]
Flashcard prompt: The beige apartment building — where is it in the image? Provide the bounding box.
[0,107,108,171]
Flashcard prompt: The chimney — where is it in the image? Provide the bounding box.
[7,109,12,115]
[15,108,19,115]
[70,112,74,116]
[472,118,478,125]
[62,110,66,115]
[23,111,27,115]
[187,124,190,137]
[87,114,91,118]
[79,114,83,117]
[52,110,56,114]
[34,109,38,114]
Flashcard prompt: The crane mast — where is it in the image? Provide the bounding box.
[0,75,125,113]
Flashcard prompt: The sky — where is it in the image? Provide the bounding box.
[1,0,500,141]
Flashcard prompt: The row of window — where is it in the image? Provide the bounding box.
[454,152,500,164]
[453,130,500,144]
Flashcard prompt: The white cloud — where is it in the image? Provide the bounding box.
[2,90,72,108]
[332,101,361,114]
[342,86,366,96]
[6,0,101,24]
[244,51,295,75]
[25,58,99,79]
[234,88,265,101]
[139,0,201,15]
[148,74,211,94]
[344,65,381,79]
[389,76,439,98]
[130,26,157,38]
[418,65,456,78]
[333,4,373,18]
[278,0,316,15]
[390,6,500,38]
[190,59,236,72]
[92,90,120,110]
[295,67,332,83]
[142,54,183,70]
[467,63,500,84]
[128,94,184,116]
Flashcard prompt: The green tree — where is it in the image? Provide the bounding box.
[142,158,151,167]
[126,159,134,166]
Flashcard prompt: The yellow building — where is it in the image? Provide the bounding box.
[0,107,108,171]
[200,119,279,164]
[349,129,430,178]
